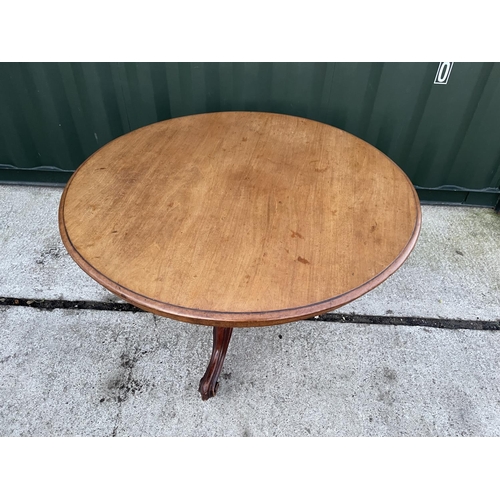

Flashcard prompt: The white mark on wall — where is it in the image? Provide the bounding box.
[434,62,454,85]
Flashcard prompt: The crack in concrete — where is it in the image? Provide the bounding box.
[0,353,19,364]
[0,351,32,365]
[309,313,500,330]
[0,297,141,312]
[1,296,499,331]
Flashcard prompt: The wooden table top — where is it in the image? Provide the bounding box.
[59,112,421,327]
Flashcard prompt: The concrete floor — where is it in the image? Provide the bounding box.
[0,185,499,436]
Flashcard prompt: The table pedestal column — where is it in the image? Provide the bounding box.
[199,326,233,401]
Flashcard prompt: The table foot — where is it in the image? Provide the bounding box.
[199,326,233,401]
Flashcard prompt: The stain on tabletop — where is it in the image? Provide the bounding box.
[290,230,304,239]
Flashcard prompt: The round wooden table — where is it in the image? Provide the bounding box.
[59,112,421,400]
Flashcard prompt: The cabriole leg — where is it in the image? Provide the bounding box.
[198,326,233,401]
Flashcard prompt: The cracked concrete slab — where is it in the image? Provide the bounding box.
[1,306,499,436]
[1,185,499,321]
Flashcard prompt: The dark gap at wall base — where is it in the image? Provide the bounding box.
[1,178,499,208]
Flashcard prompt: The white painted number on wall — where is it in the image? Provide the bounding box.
[434,62,454,85]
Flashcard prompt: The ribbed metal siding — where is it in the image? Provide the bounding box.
[1,62,499,205]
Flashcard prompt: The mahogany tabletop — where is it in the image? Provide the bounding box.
[59,111,421,327]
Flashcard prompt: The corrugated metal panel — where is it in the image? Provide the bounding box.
[1,62,499,206]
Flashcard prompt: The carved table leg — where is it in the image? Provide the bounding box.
[199,326,233,401]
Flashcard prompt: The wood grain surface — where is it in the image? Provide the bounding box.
[59,112,421,326]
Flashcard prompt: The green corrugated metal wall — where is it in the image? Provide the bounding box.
[1,62,499,207]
